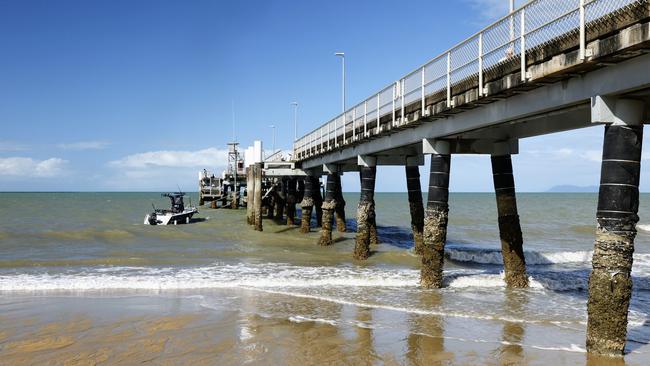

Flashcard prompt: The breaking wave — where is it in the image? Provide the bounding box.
[1,262,650,293]
[446,245,650,270]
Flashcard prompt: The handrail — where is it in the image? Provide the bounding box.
[295,0,643,160]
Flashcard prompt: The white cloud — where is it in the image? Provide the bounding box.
[108,148,228,169]
[57,141,110,150]
[0,157,68,177]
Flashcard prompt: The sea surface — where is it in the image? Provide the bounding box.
[1,192,650,365]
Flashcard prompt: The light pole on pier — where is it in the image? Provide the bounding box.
[291,101,298,142]
[335,52,346,113]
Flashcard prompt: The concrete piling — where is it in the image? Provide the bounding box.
[333,174,347,232]
[318,174,337,246]
[300,176,316,233]
[275,180,285,223]
[314,178,324,227]
[253,163,263,231]
[406,166,425,255]
[354,166,377,260]
[246,167,254,225]
[491,155,528,288]
[286,178,297,226]
[587,123,644,356]
[421,154,451,289]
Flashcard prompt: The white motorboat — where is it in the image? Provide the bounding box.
[144,192,198,225]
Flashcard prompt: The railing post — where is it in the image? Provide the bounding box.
[376,92,380,134]
[334,118,338,147]
[401,78,405,125]
[353,108,356,141]
[579,0,586,60]
[392,82,397,127]
[446,52,451,108]
[364,101,368,137]
[328,123,331,150]
[520,8,526,82]
[320,127,323,151]
[478,33,484,97]
[421,67,426,115]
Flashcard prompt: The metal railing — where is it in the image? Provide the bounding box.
[294,0,646,160]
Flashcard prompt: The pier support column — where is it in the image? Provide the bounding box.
[421,153,451,289]
[354,166,377,260]
[253,163,263,232]
[333,174,347,232]
[286,178,297,226]
[491,154,528,288]
[300,176,316,233]
[318,174,337,246]
[246,167,254,225]
[275,180,285,223]
[587,98,645,355]
[406,164,425,255]
[314,178,324,227]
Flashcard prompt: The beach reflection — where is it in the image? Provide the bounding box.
[498,289,528,365]
[406,290,451,365]
[354,307,377,365]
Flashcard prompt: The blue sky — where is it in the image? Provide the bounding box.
[0,0,647,192]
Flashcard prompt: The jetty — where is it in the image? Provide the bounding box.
[205,0,650,357]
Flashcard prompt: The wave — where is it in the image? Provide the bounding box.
[638,224,650,232]
[446,245,650,269]
[0,263,419,292]
[1,262,649,293]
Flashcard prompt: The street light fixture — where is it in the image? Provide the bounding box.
[335,52,346,113]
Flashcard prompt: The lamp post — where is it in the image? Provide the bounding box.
[335,52,346,113]
[291,102,298,142]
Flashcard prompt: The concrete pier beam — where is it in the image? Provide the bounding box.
[300,176,316,233]
[246,167,254,225]
[253,163,263,232]
[318,174,337,246]
[406,165,425,255]
[286,178,297,226]
[354,166,377,260]
[587,99,645,355]
[314,178,324,227]
[421,153,451,289]
[333,174,347,232]
[491,154,528,288]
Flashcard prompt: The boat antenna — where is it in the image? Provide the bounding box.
[232,100,236,142]
[151,203,156,211]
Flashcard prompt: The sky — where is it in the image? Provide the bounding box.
[0,0,648,192]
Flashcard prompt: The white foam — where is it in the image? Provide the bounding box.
[446,246,650,271]
[531,344,586,353]
[446,246,592,265]
[446,272,544,289]
[288,315,337,326]
[637,224,650,232]
[0,263,420,292]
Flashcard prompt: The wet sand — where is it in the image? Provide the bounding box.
[0,291,642,366]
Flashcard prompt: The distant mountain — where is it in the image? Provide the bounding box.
[546,185,599,193]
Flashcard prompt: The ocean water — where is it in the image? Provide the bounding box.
[1,192,650,364]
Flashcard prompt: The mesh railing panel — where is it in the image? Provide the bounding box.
[294,0,647,158]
